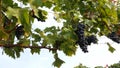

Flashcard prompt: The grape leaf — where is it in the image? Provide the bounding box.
[31,0,42,8]
[32,33,41,42]
[31,42,40,54]
[0,29,9,40]
[19,8,31,37]
[60,41,77,56]
[2,0,13,7]
[4,48,15,59]
[14,47,23,58]
[107,43,115,53]
[52,53,65,68]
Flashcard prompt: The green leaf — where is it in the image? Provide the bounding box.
[19,8,31,36]
[2,0,13,7]
[61,27,77,40]
[60,41,77,56]
[31,42,40,54]
[34,28,41,33]
[6,7,19,18]
[37,9,47,22]
[89,27,98,34]
[107,43,115,53]
[44,26,59,34]
[42,1,53,8]
[0,29,9,40]
[4,48,15,59]
[52,53,65,68]
[18,0,29,5]
[31,0,42,8]
[32,33,41,42]
[44,26,55,33]
[53,6,61,11]
[14,47,23,58]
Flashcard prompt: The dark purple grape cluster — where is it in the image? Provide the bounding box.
[75,23,98,53]
[15,25,25,40]
[85,35,98,45]
[107,32,120,43]
[75,23,88,53]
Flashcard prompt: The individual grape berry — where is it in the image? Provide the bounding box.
[15,25,25,40]
[85,35,98,45]
[107,32,120,43]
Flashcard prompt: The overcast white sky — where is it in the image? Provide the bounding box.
[0,5,120,68]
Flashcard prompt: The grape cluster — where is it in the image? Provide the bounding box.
[85,35,98,45]
[15,25,25,40]
[75,23,98,53]
[75,23,88,53]
[107,32,120,43]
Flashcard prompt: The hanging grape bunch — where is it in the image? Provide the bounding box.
[15,25,25,40]
[107,32,120,43]
[85,35,98,45]
[75,23,98,53]
[75,23,88,53]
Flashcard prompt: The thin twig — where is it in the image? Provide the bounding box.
[0,0,2,26]
[0,44,57,50]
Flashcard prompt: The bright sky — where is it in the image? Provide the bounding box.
[0,36,120,68]
[0,6,120,68]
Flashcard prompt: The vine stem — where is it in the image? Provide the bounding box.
[0,44,57,50]
[0,0,2,26]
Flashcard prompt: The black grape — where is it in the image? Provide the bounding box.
[15,25,25,40]
[75,23,85,38]
[75,23,98,53]
[75,23,88,53]
[85,35,98,45]
[77,40,88,53]
[107,32,120,43]
[80,45,88,53]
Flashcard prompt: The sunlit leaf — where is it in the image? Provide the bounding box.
[19,8,31,37]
